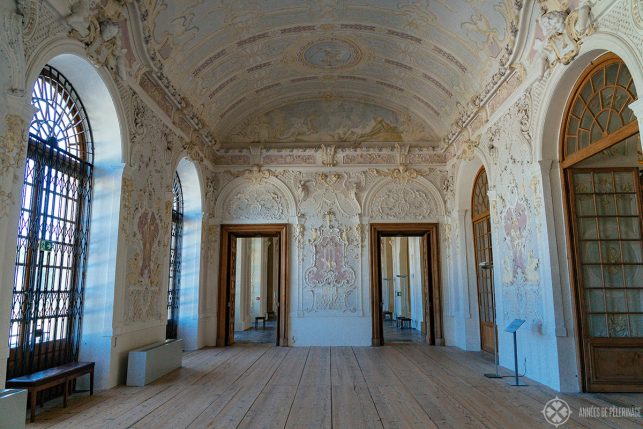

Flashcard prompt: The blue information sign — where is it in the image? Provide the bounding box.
[505,319,525,333]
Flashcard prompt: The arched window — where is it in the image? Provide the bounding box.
[471,167,495,354]
[562,54,642,392]
[8,65,94,378]
[167,173,183,339]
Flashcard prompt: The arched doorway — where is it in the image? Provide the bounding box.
[561,53,642,392]
[471,167,496,354]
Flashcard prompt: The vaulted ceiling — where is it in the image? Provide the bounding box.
[140,0,518,148]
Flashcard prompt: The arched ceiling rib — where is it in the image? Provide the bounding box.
[139,0,519,148]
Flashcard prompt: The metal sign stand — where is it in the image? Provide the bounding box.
[480,262,502,379]
[505,319,528,386]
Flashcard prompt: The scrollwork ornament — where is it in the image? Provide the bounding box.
[537,0,594,69]
[0,115,28,218]
[225,187,286,222]
[369,164,432,184]
[304,212,357,313]
[295,223,305,262]
[68,0,127,79]
[320,144,337,167]
[634,0,643,29]
[0,12,26,95]
[457,138,480,161]
[516,93,532,143]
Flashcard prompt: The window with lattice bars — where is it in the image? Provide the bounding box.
[166,173,183,340]
[8,65,94,379]
[563,57,637,158]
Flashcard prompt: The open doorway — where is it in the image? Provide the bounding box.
[232,236,279,344]
[380,236,427,343]
[217,225,289,347]
[370,224,442,346]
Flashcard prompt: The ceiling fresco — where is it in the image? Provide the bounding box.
[226,99,434,145]
[138,0,519,147]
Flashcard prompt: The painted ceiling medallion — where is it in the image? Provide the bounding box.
[299,38,362,70]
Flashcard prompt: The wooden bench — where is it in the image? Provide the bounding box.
[6,362,94,422]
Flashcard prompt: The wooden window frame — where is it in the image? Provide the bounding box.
[559,53,642,392]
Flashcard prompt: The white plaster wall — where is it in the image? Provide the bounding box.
[175,157,203,351]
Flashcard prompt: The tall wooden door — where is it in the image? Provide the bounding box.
[561,54,642,391]
[420,234,429,337]
[472,168,496,354]
[227,236,238,345]
[567,167,643,391]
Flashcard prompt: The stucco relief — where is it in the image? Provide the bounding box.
[343,152,396,165]
[262,153,316,165]
[0,12,26,95]
[67,0,127,79]
[19,0,68,61]
[120,91,182,324]
[0,115,28,218]
[534,0,594,75]
[369,181,435,221]
[290,171,363,315]
[469,93,545,328]
[304,210,358,313]
[634,0,643,29]
[502,202,540,284]
[299,172,361,218]
[225,186,286,222]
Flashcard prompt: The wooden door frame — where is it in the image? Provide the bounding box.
[563,167,643,392]
[217,224,289,347]
[370,223,443,346]
[471,166,496,354]
[558,53,642,392]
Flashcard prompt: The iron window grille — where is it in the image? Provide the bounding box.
[167,173,183,339]
[8,65,94,379]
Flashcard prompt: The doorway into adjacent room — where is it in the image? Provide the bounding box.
[217,225,289,347]
[379,236,427,343]
[370,224,442,346]
[232,236,279,344]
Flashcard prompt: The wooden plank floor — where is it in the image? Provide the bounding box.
[28,344,642,429]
